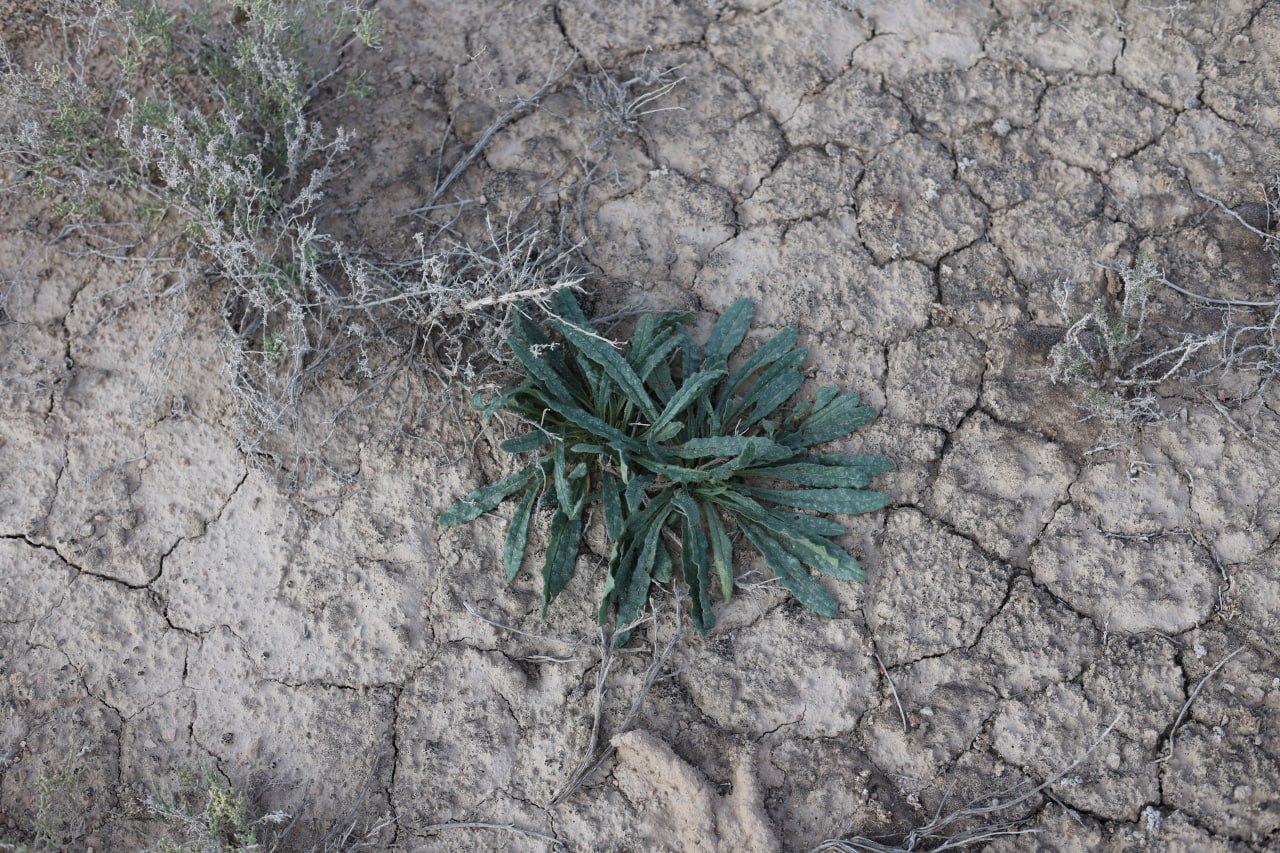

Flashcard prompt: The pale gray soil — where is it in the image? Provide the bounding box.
[2,1,1279,851]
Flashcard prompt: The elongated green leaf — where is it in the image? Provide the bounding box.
[739,458,890,488]
[647,359,678,406]
[599,542,633,625]
[627,314,662,367]
[552,288,591,326]
[478,386,523,419]
[644,366,726,439]
[569,442,607,456]
[624,473,653,511]
[601,472,623,541]
[703,298,754,367]
[801,539,863,581]
[653,537,673,583]
[500,431,550,454]
[781,394,878,447]
[810,386,839,414]
[439,467,536,526]
[552,317,661,423]
[509,334,578,406]
[669,435,794,462]
[552,440,572,510]
[714,491,849,583]
[513,309,551,344]
[647,421,684,443]
[674,492,713,633]
[717,325,798,414]
[504,481,541,580]
[706,506,734,602]
[640,458,719,484]
[726,348,806,422]
[766,507,847,538]
[541,508,583,616]
[737,520,839,617]
[764,522,860,581]
[617,504,670,627]
[638,332,682,382]
[541,395,643,453]
[736,363,807,430]
[741,485,891,515]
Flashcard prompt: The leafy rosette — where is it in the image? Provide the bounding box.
[439,292,892,635]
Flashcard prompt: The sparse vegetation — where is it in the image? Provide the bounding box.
[1050,177,1280,437]
[144,768,266,852]
[0,750,86,852]
[440,294,892,634]
[0,758,389,852]
[0,0,583,485]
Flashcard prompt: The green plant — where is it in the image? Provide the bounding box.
[440,294,892,635]
[0,749,85,852]
[145,768,265,852]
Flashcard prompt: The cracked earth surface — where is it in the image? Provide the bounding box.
[3,0,1280,850]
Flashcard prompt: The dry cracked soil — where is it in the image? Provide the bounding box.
[3,1,1280,851]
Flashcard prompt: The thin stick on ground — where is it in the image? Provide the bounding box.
[403,51,578,219]
[1153,645,1245,765]
[874,651,909,734]
[813,712,1125,852]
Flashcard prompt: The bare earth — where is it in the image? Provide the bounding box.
[3,1,1280,851]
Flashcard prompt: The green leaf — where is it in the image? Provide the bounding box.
[734,356,807,429]
[641,458,720,484]
[765,507,847,538]
[766,522,862,582]
[504,481,541,580]
[702,298,754,367]
[617,503,670,627]
[718,325,798,414]
[737,520,839,617]
[647,359,678,406]
[652,537,673,583]
[674,492,714,633]
[500,431,551,454]
[512,310,552,348]
[509,334,578,406]
[439,467,536,526]
[552,440,572,510]
[669,435,794,462]
[569,442,608,455]
[478,386,522,419]
[552,288,591,327]
[706,506,734,602]
[781,393,878,447]
[551,316,661,423]
[627,314,662,366]
[637,332,682,382]
[647,421,684,443]
[601,472,623,541]
[541,508,583,616]
[741,486,891,515]
[811,453,894,476]
[624,474,653,511]
[739,457,891,488]
[541,395,643,453]
[645,366,727,439]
